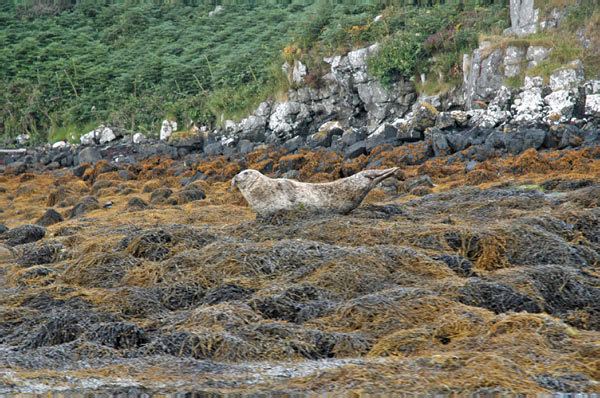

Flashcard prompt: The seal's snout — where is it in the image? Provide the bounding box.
[231,177,237,188]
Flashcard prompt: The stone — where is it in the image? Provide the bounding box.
[344,140,367,159]
[52,141,67,149]
[203,142,223,156]
[511,77,545,124]
[237,139,255,155]
[508,0,539,37]
[16,134,30,146]
[78,147,102,165]
[160,120,178,141]
[504,46,527,78]
[526,46,551,70]
[150,188,174,204]
[98,127,117,144]
[35,209,64,226]
[584,94,600,118]
[177,188,206,204]
[412,103,438,132]
[306,131,332,148]
[127,197,148,211]
[209,5,223,17]
[540,7,567,31]
[292,61,307,84]
[268,101,311,140]
[431,132,451,157]
[132,132,147,144]
[464,43,505,109]
[544,90,577,123]
[283,136,304,153]
[238,115,267,142]
[340,128,367,147]
[549,63,584,91]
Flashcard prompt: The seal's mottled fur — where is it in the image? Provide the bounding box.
[231,167,399,217]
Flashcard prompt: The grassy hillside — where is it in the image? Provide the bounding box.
[0,2,384,143]
[2,1,595,145]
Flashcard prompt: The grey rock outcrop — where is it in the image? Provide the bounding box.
[507,0,539,37]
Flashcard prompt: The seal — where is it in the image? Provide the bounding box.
[231,167,399,217]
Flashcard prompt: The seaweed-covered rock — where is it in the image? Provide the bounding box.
[127,197,149,211]
[457,278,541,314]
[68,196,100,218]
[17,243,64,267]
[1,224,46,246]
[150,187,174,204]
[204,283,256,305]
[35,208,64,226]
[88,322,148,349]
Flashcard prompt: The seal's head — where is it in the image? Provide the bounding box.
[231,169,263,191]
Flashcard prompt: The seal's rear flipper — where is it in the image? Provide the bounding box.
[364,167,400,186]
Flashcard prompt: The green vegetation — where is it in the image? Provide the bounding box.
[7,0,596,144]
[0,2,384,142]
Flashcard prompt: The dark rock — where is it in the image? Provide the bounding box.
[536,373,589,393]
[177,188,206,204]
[158,283,205,310]
[203,142,223,156]
[78,147,102,165]
[7,161,27,175]
[126,229,174,261]
[521,127,547,150]
[68,196,100,218]
[306,131,332,148]
[2,224,46,246]
[283,136,304,153]
[340,128,367,147]
[431,132,451,157]
[237,139,255,155]
[0,224,9,235]
[412,103,438,132]
[150,188,174,204]
[401,176,434,193]
[35,209,64,226]
[92,180,114,194]
[344,140,367,159]
[446,132,471,152]
[396,128,424,143]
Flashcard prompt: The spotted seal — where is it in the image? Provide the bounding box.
[231,167,399,217]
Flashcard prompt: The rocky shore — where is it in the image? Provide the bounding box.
[1,2,600,393]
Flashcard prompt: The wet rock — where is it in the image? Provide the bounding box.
[0,224,8,235]
[344,140,367,159]
[1,224,46,246]
[68,196,100,218]
[35,209,64,226]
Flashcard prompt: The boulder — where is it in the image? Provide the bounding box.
[344,140,367,159]
[526,46,552,70]
[463,42,505,109]
[507,0,539,37]
[268,101,311,141]
[549,61,584,91]
[340,128,367,147]
[503,46,527,78]
[78,147,102,165]
[68,196,100,218]
[2,224,46,246]
[584,94,600,118]
[36,209,64,226]
[133,132,147,144]
[544,90,577,123]
[511,76,545,124]
[411,103,438,132]
[160,120,178,141]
